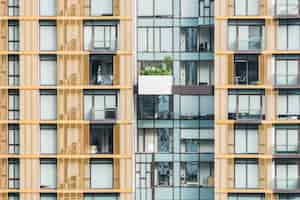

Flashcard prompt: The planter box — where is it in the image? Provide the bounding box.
[138,75,173,95]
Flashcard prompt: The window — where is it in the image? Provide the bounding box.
[200,95,214,118]
[199,27,213,52]
[199,162,214,187]
[40,90,57,120]
[275,128,298,153]
[8,193,19,200]
[40,21,57,51]
[8,55,19,86]
[84,91,117,120]
[181,0,199,17]
[40,125,57,154]
[235,159,259,188]
[137,0,173,17]
[228,194,265,200]
[40,0,56,16]
[234,55,259,85]
[90,159,113,188]
[8,90,19,120]
[137,128,172,153]
[84,194,119,200]
[90,55,113,85]
[8,0,19,16]
[235,126,258,153]
[8,21,19,51]
[155,0,172,16]
[199,0,214,19]
[278,25,300,50]
[8,159,19,189]
[40,56,57,85]
[228,92,263,120]
[180,96,199,119]
[180,28,199,52]
[275,59,298,85]
[229,24,264,50]
[40,194,57,200]
[84,22,117,51]
[235,0,260,16]
[90,0,112,16]
[137,27,173,52]
[277,94,300,118]
[181,162,199,185]
[180,61,214,85]
[90,125,113,154]
[276,0,299,15]
[8,125,19,154]
[275,161,298,189]
[155,162,173,186]
[137,0,154,16]
[180,129,214,153]
[40,159,57,189]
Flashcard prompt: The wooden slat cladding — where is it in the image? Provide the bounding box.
[0,0,7,16]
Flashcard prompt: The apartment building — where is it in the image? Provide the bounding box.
[136,0,215,199]
[0,0,133,199]
[215,0,300,200]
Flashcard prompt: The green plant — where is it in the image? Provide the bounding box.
[140,56,173,75]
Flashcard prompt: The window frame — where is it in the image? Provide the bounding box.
[8,90,19,120]
[40,159,57,189]
[8,159,20,189]
[8,21,19,51]
[275,128,299,153]
[234,159,259,189]
[234,126,259,154]
[8,0,19,16]
[275,59,299,85]
[8,55,19,86]
[8,125,19,154]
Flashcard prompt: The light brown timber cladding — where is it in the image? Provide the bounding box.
[0,159,7,189]
[0,21,7,51]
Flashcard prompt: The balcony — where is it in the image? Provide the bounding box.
[89,125,113,154]
[233,55,260,85]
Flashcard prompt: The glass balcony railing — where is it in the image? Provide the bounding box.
[229,109,264,120]
[89,107,117,121]
[88,40,117,51]
[274,178,300,190]
[229,40,263,51]
[274,144,299,153]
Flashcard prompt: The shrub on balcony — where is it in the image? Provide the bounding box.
[140,56,172,75]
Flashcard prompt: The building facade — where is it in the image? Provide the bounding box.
[215,0,300,200]
[0,0,133,200]
[135,0,215,199]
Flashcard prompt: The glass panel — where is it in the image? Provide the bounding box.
[90,0,112,16]
[238,95,249,114]
[181,96,199,118]
[276,60,287,85]
[277,0,287,15]
[247,129,258,153]
[288,129,298,151]
[235,129,247,153]
[288,0,299,15]
[248,0,259,15]
[40,25,57,51]
[278,26,287,50]
[235,163,246,188]
[161,28,173,52]
[40,162,57,188]
[40,94,57,120]
[287,60,298,84]
[278,95,287,115]
[249,26,261,50]
[199,63,210,84]
[138,28,147,52]
[157,129,170,152]
[181,0,199,17]
[288,25,300,50]
[138,0,153,16]
[228,95,237,113]
[228,26,237,50]
[185,62,198,85]
[40,0,56,16]
[288,95,300,115]
[247,163,258,188]
[40,128,57,154]
[249,95,261,115]
[40,59,57,85]
[276,129,287,151]
[155,0,172,16]
[91,161,113,188]
[235,0,246,15]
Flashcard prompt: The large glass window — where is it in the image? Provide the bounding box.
[8,125,19,154]
[278,25,300,50]
[228,194,265,200]
[40,90,57,120]
[180,61,214,85]
[40,0,56,16]
[8,21,19,51]
[90,0,112,16]
[40,159,57,189]
[90,159,113,188]
[275,59,298,85]
[275,128,298,153]
[84,92,117,120]
[155,0,172,16]
[8,55,19,86]
[8,0,19,16]
[138,95,172,119]
[180,96,199,119]
[155,162,173,186]
[84,194,119,200]
[275,161,298,189]
[40,194,57,200]
[40,56,57,85]
[276,0,299,15]
[234,159,259,188]
[8,193,19,200]
[229,24,264,50]
[90,125,113,154]
[234,55,259,85]
[277,94,300,118]
[90,55,113,85]
[181,162,199,185]
[8,90,19,120]
[40,125,57,154]
[235,127,258,153]
[180,28,199,52]
[40,21,57,51]
[137,27,173,52]
[137,128,172,153]
[199,27,214,52]
[181,0,199,17]
[8,159,19,189]
[84,23,117,51]
[235,0,260,16]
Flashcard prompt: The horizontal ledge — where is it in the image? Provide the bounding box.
[0,120,133,125]
[0,154,132,159]
[0,16,132,20]
[216,154,272,159]
[0,51,133,55]
[216,120,300,125]
[0,86,132,90]
[0,189,132,193]
[216,189,272,194]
